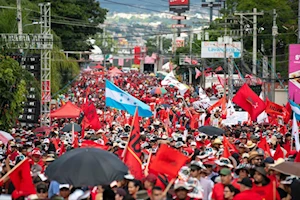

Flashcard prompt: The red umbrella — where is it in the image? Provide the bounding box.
[91,64,104,69]
[33,126,52,133]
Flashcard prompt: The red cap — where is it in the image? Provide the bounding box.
[145,174,157,183]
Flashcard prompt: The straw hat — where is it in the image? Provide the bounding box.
[245,141,256,149]
[212,138,222,145]
[248,151,262,161]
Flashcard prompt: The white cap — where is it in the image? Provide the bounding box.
[190,141,197,146]
[124,174,134,180]
[59,184,70,189]
[43,138,50,144]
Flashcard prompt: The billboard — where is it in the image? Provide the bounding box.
[289,44,300,103]
[201,41,242,58]
[169,0,189,12]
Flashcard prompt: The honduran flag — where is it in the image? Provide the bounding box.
[105,80,153,117]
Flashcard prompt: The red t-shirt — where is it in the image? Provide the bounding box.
[212,183,224,200]
[233,190,263,200]
[252,182,280,200]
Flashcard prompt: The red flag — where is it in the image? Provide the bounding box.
[232,84,266,120]
[59,141,66,156]
[273,144,284,160]
[265,99,284,116]
[257,137,271,157]
[216,74,225,87]
[51,138,59,150]
[82,101,101,130]
[123,108,143,180]
[215,66,223,72]
[149,144,188,178]
[207,96,226,113]
[9,158,36,199]
[222,139,231,158]
[223,135,238,153]
[283,102,292,123]
[195,68,201,79]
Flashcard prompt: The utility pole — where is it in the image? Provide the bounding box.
[234,8,263,75]
[253,8,258,75]
[262,55,269,101]
[17,0,23,53]
[159,35,163,71]
[228,56,233,100]
[271,9,278,102]
[177,13,181,37]
[189,31,193,84]
[155,35,160,74]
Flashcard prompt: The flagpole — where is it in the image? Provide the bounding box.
[162,178,176,197]
[122,107,138,161]
[144,151,152,177]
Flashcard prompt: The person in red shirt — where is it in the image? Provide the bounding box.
[251,167,281,200]
[233,177,262,200]
[212,168,232,200]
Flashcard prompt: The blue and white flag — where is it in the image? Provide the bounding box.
[105,80,153,117]
[289,100,300,120]
[292,112,300,151]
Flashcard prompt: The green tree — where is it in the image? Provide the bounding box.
[0,55,37,131]
[31,0,107,51]
[220,0,297,78]
[51,47,80,95]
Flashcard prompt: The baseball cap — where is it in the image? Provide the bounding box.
[238,177,253,188]
[264,157,275,164]
[145,174,157,183]
[219,168,231,176]
[59,184,70,190]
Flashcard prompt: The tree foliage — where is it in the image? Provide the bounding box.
[51,47,80,95]
[0,55,37,131]
[31,0,107,51]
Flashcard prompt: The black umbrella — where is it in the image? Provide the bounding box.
[45,148,128,187]
[198,125,225,136]
[62,123,81,132]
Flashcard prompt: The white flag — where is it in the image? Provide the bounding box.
[226,99,236,118]
[257,92,269,123]
[161,71,189,96]
[292,112,300,151]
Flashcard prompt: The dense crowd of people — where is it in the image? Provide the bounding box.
[1,68,299,200]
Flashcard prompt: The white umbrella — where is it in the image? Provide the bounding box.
[0,131,14,144]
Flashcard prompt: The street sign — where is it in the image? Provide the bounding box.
[172,15,187,20]
[169,0,189,12]
[172,24,186,28]
[201,41,242,58]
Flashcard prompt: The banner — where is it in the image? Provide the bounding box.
[289,44,300,104]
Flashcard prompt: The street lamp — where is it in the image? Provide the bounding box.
[218,36,233,99]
